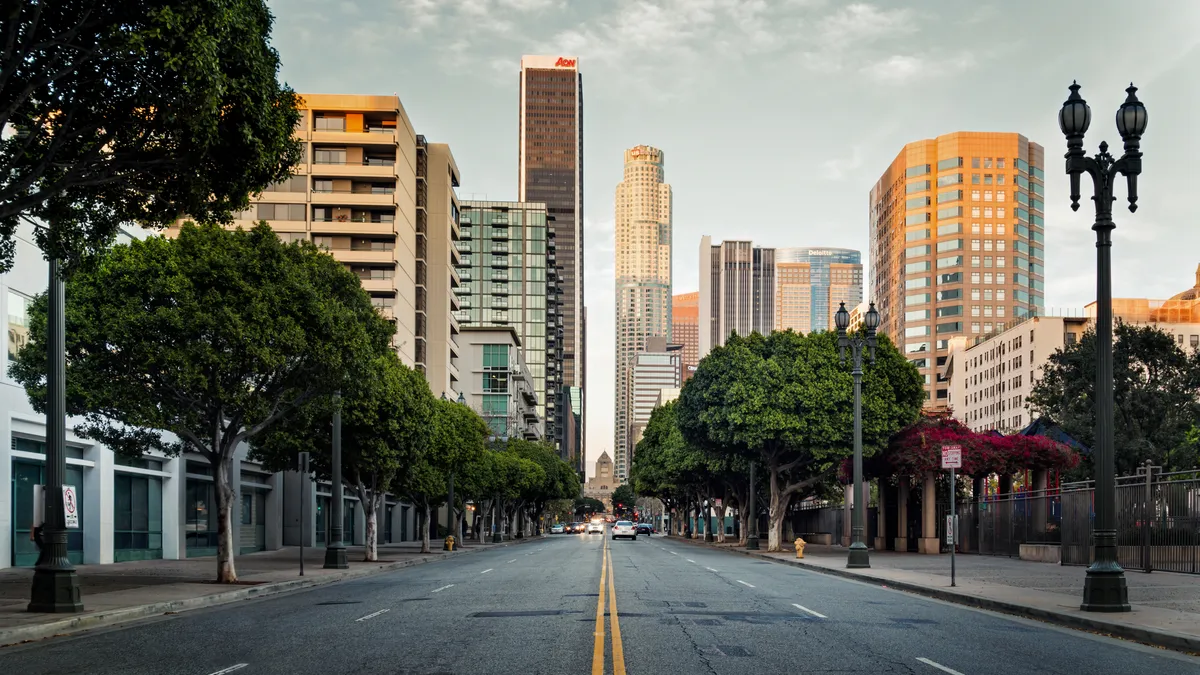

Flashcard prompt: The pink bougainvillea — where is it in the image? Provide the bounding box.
[838,412,1081,482]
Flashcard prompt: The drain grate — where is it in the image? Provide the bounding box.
[691,618,720,626]
[315,601,362,606]
[683,602,707,608]
[890,618,937,625]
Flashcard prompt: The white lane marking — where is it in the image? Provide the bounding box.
[355,609,389,622]
[916,657,966,675]
[705,567,718,572]
[791,603,827,619]
[736,580,755,588]
[506,559,516,563]
[686,558,696,563]
[431,584,455,593]
[207,665,249,675]
[670,551,678,555]
[480,568,494,574]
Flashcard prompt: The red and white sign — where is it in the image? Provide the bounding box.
[554,57,576,68]
[940,444,962,470]
[63,485,79,529]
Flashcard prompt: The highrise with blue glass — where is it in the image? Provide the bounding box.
[775,247,863,334]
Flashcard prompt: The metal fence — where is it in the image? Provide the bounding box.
[952,489,1063,557]
[1059,466,1200,574]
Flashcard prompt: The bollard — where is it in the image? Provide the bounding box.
[794,537,806,559]
[444,535,455,551]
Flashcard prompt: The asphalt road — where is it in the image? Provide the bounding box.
[2,532,1198,675]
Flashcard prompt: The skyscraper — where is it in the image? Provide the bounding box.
[774,247,863,334]
[672,291,699,382]
[455,200,562,445]
[519,55,584,453]
[870,132,1045,406]
[698,237,776,358]
[622,336,681,481]
[614,145,672,478]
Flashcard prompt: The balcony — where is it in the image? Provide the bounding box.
[310,221,396,236]
[328,249,394,265]
[490,226,510,240]
[359,277,394,293]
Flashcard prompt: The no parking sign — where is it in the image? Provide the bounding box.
[63,485,79,529]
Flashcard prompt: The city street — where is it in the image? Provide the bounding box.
[1,533,1197,675]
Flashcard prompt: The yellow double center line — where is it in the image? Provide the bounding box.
[591,535,626,675]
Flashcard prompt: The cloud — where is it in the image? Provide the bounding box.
[816,3,915,46]
[861,52,977,84]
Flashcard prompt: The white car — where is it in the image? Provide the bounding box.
[611,521,637,540]
[550,524,565,534]
[587,519,605,534]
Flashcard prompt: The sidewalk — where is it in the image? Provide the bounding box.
[672,536,1200,653]
[0,536,537,648]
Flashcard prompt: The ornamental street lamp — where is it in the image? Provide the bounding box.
[1059,81,1146,612]
[836,301,879,569]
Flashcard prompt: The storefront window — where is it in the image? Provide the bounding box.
[11,460,84,566]
[114,473,163,561]
[185,479,219,556]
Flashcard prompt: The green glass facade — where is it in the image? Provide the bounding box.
[456,201,563,446]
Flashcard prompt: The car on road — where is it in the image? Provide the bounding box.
[612,521,637,540]
[587,518,605,534]
[550,524,565,534]
[567,522,583,533]
[635,523,653,536]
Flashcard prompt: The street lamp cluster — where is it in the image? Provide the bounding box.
[835,301,880,569]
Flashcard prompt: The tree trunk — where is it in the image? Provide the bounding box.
[737,499,749,547]
[716,490,728,543]
[214,453,238,582]
[355,483,379,562]
[767,468,784,552]
[420,503,431,554]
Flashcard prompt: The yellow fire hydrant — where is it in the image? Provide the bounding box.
[443,535,455,551]
[794,537,806,559]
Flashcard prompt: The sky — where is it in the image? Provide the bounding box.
[266,0,1200,476]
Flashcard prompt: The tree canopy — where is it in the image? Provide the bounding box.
[677,330,924,550]
[1,0,301,269]
[10,223,391,579]
[1027,322,1200,474]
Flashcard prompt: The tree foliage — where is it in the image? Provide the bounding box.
[677,330,924,550]
[250,351,434,561]
[610,485,636,513]
[1,0,301,269]
[10,223,390,580]
[1027,322,1200,474]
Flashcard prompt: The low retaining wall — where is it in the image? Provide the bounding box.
[1019,543,1061,563]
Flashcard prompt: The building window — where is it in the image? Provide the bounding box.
[8,291,29,359]
[114,472,164,561]
[483,344,508,370]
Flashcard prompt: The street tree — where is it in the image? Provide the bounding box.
[611,485,637,516]
[574,497,607,518]
[1,0,301,269]
[677,330,923,551]
[1028,322,1200,474]
[9,224,392,581]
[630,400,708,536]
[251,351,434,562]
[398,399,490,553]
[505,439,579,534]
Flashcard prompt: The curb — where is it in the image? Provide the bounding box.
[667,536,1200,654]
[0,536,543,648]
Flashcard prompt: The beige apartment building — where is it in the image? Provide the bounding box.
[196,93,464,396]
[870,132,1046,408]
[949,264,1200,433]
[614,145,673,477]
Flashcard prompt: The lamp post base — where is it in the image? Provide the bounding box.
[323,545,349,570]
[745,535,759,550]
[28,568,84,613]
[492,532,503,544]
[846,542,871,569]
[703,532,714,543]
[1081,566,1130,612]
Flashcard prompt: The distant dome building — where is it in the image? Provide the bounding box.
[1152,263,1200,323]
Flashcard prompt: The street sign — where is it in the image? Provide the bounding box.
[941,444,962,469]
[63,485,79,529]
[945,514,957,545]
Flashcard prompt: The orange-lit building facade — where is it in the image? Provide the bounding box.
[870,132,1045,406]
[672,291,699,382]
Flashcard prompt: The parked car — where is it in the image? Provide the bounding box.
[635,523,653,535]
[612,521,637,540]
[550,524,565,534]
[587,518,605,534]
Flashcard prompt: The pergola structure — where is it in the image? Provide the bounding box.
[840,411,1081,554]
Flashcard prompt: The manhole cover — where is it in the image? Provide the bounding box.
[683,602,707,608]
[716,645,751,657]
[315,601,362,606]
[692,618,720,625]
[471,610,581,618]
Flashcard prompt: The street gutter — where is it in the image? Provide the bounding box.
[0,536,543,649]
[667,536,1200,655]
